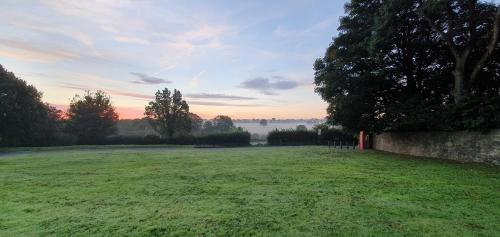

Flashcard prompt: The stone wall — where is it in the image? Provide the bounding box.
[372,130,500,165]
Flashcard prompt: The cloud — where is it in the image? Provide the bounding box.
[163,24,230,50]
[239,77,300,95]
[59,82,154,100]
[130,72,172,84]
[188,70,206,88]
[115,36,150,45]
[273,17,336,38]
[108,90,154,100]
[59,82,89,91]
[188,101,262,107]
[0,38,76,63]
[60,81,258,104]
[185,93,257,100]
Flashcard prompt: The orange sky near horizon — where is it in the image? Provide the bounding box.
[1,0,338,120]
[53,103,327,120]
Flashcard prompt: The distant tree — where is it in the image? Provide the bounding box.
[66,90,118,144]
[189,113,203,134]
[201,115,236,133]
[259,119,268,126]
[145,88,191,138]
[313,123,329,132]
[212,115,235,132]
[203,120,214,133]
[0,65,61,146]
[296,125,307,131]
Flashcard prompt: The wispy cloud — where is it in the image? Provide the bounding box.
[108,90,154,100]
[41,0,135,31]
[59,82,154,100]
[239,77,300,95]
[188,101,263,107]
[185,93,257,100]
[0,38,76,63]
[273,17,336,38]
[115,36,150,45]
[59,82,89,91]
[188,70,206,88]
[130,72,172,84]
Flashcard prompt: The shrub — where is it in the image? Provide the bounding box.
[318,129,356,145]
[103,132,250,147]
[105,135,163,145]
[196,131,250,146]
[167,134,196,145]
[267,130,317,145]
[267,129,355,146]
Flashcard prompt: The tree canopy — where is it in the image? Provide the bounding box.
[145,88,191,138]
[202,115,237,133]
[66,90,119,144]
[314,0,500,133]
[189,113,204,134]
[0,65,62,146]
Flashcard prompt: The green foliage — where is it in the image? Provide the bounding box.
[1,147,498,236]
[189,113,203,134]
[65,90,119,144]
[115,118,157,136]
[314,0,500,133]
[267,130,318,145]
[105,131,250,147]
[295,125,307,131]
[0,65,63,146]
[202,115,237,133]
[312,123,329,132]
[145,88,191,138]
[196,131,251,146]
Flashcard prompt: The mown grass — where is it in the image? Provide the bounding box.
[0,146,498,236]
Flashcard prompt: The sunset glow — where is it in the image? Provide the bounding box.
[0,0,348,119]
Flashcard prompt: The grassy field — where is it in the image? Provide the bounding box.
[0,146,499,236]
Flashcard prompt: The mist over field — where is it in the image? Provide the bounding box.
[234,121,323,135]
[116,119,325,138]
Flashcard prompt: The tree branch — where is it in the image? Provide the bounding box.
[422,14,459,58]
[470,6,500,81]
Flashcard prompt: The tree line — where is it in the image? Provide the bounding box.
[314,0,500,133]
[0,65,242,147]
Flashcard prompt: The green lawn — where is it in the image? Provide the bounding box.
[0,146,498,236]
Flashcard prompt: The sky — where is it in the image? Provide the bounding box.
[0,0,348,119]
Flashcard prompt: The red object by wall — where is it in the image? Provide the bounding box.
[359,131,365,150]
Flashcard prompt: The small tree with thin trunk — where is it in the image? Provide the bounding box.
[145,88,190,138]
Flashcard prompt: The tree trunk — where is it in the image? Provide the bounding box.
[452,66,465,105]
[449,49,469,105]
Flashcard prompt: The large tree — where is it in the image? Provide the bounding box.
[145,88,191,138]
[422,0,500,104]
[65,90,118,144]
[0,65,62,146]
[314,0,500,133]
[314,0,385,133]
